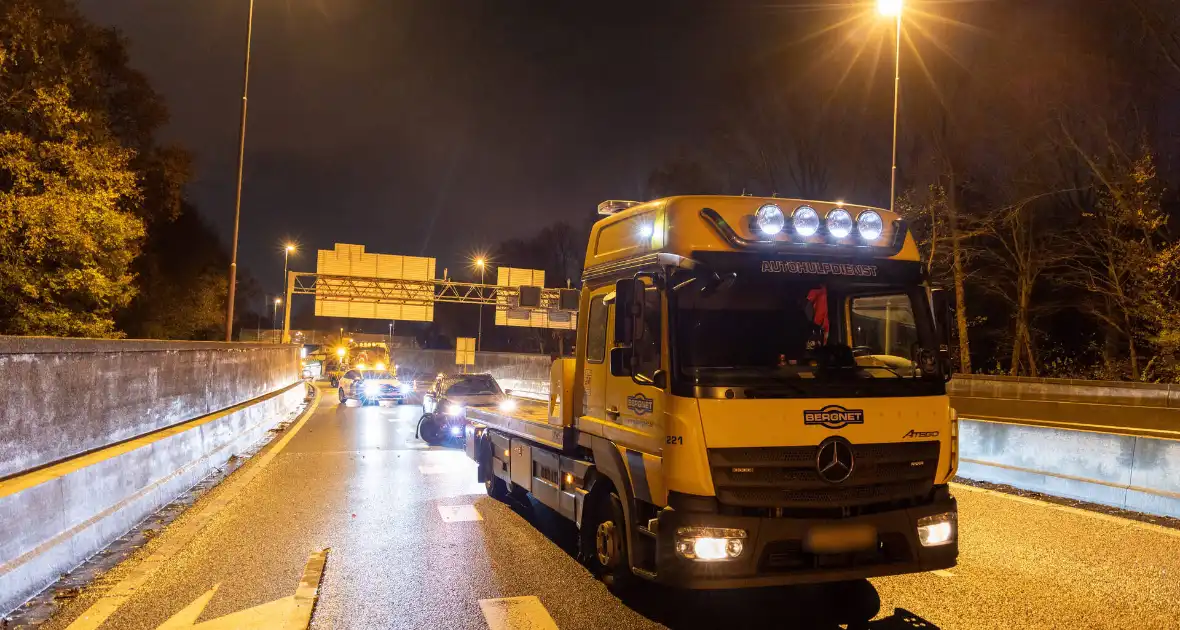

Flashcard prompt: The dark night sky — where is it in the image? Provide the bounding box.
[76,0,815,302]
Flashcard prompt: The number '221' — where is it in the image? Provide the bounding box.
[665,435,683,445]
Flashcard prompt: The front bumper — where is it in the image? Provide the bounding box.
[360,392,405,402]
[654,493,958,589]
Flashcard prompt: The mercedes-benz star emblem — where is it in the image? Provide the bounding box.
[816,437,855,484]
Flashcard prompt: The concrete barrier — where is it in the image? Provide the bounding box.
[958,419,1180,518]
[0,338,303,615]
[0,337,298,478]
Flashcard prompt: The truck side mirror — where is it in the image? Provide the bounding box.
[614,278,644,344]
[931,288,953,348]
[931,288,955,380]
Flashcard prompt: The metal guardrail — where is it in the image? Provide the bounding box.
[948,374,1180,440]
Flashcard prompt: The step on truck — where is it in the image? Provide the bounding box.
[463,195,959,590]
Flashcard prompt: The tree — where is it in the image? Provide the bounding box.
[493,221,587,289]
[1060,145,1164,378]
[1,0,200,338]
[118,203,229,340]
[975,197,1075,376]
[0,28,144,335]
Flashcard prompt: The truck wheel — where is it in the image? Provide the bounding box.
[584,491,635,592]
[338,388,346,404]
[484,459,510,502]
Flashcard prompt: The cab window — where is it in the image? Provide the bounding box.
[586,295,608,363]
[344,370,360,380]
[633,284,662,381]
[849,294,918,360]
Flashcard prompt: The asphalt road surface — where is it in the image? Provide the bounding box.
[30,386,1180,629]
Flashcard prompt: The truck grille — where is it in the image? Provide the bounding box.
[708,441,939,511]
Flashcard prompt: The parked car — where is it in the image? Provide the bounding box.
[338,369,410,405]
[418,373,515,445]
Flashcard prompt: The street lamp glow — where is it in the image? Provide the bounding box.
[474,257,485,268]
[285,243,296,253]
[336,347,346,357]
[274,297,282,305]
[878,0,902,17]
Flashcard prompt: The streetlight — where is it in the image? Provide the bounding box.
[272,297,281,341]
[224,0,257,341]
[282,243,296,297]
[878,0,903,213]
[473,256,487,351]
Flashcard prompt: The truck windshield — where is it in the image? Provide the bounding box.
[671,272,944,397]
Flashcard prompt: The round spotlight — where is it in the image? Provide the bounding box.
[827,208,853,238]
[755,204,785,236]
[792,206,820,237]
[857,210,884,241]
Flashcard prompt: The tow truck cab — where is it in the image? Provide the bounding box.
[466,195,958,589]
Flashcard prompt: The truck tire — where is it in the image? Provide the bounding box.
[338,388,346,404]
[583,490,635,592]
[484,456,510,502]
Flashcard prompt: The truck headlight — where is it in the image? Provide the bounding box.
[499,399,517,413]
[445,403,465,416]
[398,382,412,395]
[363,382,380,395]
[675,527,747,561]
[917,511,956,547]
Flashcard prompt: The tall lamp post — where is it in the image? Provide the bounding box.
[282,243,296,295]
[474,257,486,351]
[224,0,256,341]
[271,297,281,341]
[879,0,903,213]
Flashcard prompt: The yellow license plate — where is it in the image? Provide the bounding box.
[804,524,878,554]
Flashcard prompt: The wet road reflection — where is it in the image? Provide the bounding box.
[28,386,1180,630]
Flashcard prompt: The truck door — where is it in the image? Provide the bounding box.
[603,277,666,463]
[581,291,611,422]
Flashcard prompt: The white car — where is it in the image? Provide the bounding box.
[338,369,410,405]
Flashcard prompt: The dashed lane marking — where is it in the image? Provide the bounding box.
[478,596,559,630]
[65,388,324,630]
[932,569,955,578]
[437,505,482,522]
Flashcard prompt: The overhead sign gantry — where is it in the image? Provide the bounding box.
[279,244,578,343]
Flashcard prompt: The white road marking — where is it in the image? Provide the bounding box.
[419,465,452,475]
[932,569,955,578]
[65,389,325,630]
[478,596,559,630]
[155,549,329,630]
[951,483,1180,539]
[437,504,482,522]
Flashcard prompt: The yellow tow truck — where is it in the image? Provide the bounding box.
[464,195,958,590]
